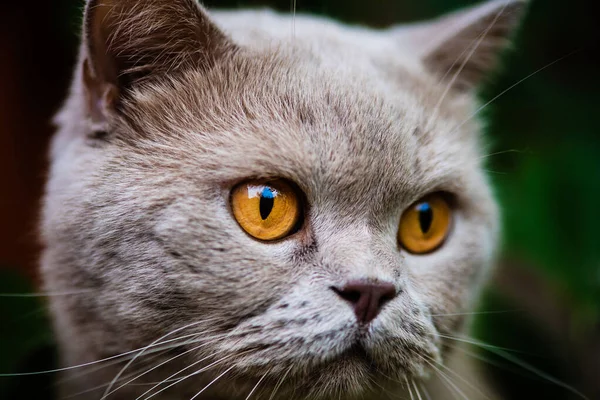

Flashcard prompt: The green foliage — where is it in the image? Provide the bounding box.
[482,13,600,319]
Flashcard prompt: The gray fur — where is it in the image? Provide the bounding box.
[41,0,525,398]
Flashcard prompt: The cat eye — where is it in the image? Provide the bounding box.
[231,180,302,241]
[398,193,452,254]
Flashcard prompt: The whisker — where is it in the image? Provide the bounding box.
[189,365,235,400]
[245,369,270,400]
[58,332,208,387]
[132,325,263,398]
[0,328,210,377]
[431,309,519,317]
[425,354,491,400]
[445,342,513,372]
[371,365,403,388]
[60,330,250,399]
[412,379,424,400]
[101,320,220,398]
[0,289,96,297]
[367,369,400,399]
[139,348,253,400]
[405,376,415,400]
[433,371,461,400]
[447,340,562,383]
[135,354,217,400]
[103,335,226,398]
[418,381,433,400]
[268,364,293,400]
[8,306,49,323]
[437,370,470,400]
[482,344,589,399]
[438,333,525,354]
[483,169,509,175]
[477,149,524,161]
[422,356,468,400]
[443,337,589,399]
[448,48,583,135]
[61,357,173,399]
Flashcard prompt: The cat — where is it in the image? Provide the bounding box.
[41,0,526,399]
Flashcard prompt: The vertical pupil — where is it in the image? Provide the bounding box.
[418,203,433,234]
[259,187,275,220]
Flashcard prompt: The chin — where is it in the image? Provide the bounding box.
[217,358,379,400]
[218,343,433,400]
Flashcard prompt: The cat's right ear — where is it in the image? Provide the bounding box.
[82,0,236,121]
[392,0,527,92]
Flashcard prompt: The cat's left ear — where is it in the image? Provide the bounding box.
[393,0,527,91]
[82,0,236,121]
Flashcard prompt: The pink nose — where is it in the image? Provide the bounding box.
[332,280,397,324]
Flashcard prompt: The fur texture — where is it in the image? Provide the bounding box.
[42,0,525,399]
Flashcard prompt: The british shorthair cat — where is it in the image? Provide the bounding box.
[41,0,526,398]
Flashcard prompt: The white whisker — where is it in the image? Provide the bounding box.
[422,356,468,400]
[405,376,416,400]
[104,336,223,398]
[140,349,253,400]
[437,333,525,354]
[0,328,211,378]
[102,320,219,398]
[132,326,262,399]
[268,365,293,400]
[60,350,177,399]
[431,309,519,317]
[446,342,517,372]
[135,355,215,400]
[427,354,492,400]
[442,335,589,399]
[412,379,424,400]
[477,149,523,161]
[59,332,211,388]
[0,289,96,297]
[482,344,589,399]
[189,365,235,400]
[418,381,433,400]
[245,370,270,400]
[437,369,470,400]
[449,49,582,135]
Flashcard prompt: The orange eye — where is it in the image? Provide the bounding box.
[398,194,452,254]
[231,180,301,241]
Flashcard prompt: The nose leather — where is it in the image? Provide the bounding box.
[332,280,397,324]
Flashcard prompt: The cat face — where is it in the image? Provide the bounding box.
[42,0,524,398]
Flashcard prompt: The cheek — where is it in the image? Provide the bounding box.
[405,212,496,319]
[163,252,297,322]
[409,254,490,314]
[154,199,304,318]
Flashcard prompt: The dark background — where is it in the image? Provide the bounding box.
[1,0,598,399]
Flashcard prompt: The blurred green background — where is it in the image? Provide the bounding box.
[0,0,598,399]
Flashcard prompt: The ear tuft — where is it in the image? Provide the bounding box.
[82,0,235,117]
[397,0,527,91]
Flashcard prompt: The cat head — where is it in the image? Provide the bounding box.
[43,0,525,398]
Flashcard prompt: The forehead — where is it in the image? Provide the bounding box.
[121,51,481,209]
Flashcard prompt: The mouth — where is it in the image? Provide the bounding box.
[337,340,376,366]
[282,344,387,399]
[211,311,440,399]
[207,331,436,400]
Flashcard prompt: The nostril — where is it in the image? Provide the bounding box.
[378,291,395,308]
[331,286,361,304]
[331,280,398,325]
